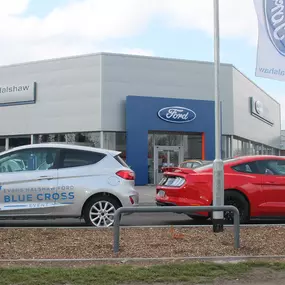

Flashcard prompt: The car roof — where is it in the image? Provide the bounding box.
[234,155,285,162]
[193,155,285,172]
[0,143,121,157]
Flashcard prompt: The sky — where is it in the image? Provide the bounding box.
[2,0,285,128]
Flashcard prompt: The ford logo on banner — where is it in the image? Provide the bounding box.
[157,106,196,124]
[264,0,285,56]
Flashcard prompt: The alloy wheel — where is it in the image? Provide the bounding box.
[89,200,116,227]
[224,199,236,222]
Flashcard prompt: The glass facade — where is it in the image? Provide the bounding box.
[222,135,280,159]
[0,130,281,185]
[34,132,101,148]
[103,132,126,159]
[0,139,5,153]
[9,136,31,149]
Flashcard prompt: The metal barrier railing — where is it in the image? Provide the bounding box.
[113,205,240,253]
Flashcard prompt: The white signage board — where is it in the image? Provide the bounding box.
[0,82,36,106]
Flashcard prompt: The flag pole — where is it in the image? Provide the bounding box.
[212,0,224,233]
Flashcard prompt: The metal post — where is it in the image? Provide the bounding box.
[233,209,240,248]
[113,211,121,254]
[5,138,9,151]
[100,131,104,149]
[212,0,224,233]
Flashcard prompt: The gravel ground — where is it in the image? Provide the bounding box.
[0,226,285,260]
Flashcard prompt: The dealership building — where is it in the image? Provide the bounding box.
[0,52,281,185]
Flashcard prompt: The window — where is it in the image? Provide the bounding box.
[0,139,5,153]
[0,148,58,173]
[232,162,260,174]
[256,160,285,175]
[60,149,106,168]
[180,162,191,168]
[192,162,201,168]
[8,137,31,149]
[114,155,129,168]
[35,132,101,148]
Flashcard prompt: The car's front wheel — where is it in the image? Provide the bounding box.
[83,195,121,227]
[224,190,249,224]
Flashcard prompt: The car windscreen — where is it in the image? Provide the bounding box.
[194,158,241,171]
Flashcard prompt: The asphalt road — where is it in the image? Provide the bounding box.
[0,212,189,227]
[1,186,285,227]
[1,212,285,227]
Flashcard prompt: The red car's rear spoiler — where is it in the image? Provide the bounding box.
[161,167,178,172]
[161,167,196,174]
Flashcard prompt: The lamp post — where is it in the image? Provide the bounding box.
[212,0,224,233]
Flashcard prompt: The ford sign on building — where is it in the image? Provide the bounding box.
[0,53,281,185]
[157,107,196,123]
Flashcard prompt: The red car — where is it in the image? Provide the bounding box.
[155,155,285,223]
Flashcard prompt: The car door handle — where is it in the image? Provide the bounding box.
[37,176,54,181]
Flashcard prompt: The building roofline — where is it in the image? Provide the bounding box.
[0,51,234,69]
[100,52,234,67]
[0,52,104,69]
[0,51,279,105]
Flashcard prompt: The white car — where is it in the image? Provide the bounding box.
[0,143,139,227]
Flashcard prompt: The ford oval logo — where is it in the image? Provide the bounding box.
[264,0,285,56]
[157,106,196,124]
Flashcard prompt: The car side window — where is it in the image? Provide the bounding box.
[256,160,285,176]
[192,162,200,168]
[59,149,106,169]
[0,148,58,173]
[232,162,260,174]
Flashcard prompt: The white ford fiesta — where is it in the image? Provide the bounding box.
[0,143,139,227]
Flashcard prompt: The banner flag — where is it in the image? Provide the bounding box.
[253,0,285,81]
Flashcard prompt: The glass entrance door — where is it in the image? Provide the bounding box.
[154,146,183,185]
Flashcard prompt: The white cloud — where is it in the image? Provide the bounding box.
[0,0,159,65]
[161,0,258,45]
[0,0,260,66]
[0,0,29,16]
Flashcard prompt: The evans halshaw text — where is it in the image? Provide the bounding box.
[0,85,30,93]
[259,67,285,76]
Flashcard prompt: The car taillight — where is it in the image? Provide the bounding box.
[116,170,135,180]
[160,176,185,187]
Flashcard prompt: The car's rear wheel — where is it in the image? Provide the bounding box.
[83,195,121,227]
[224,190,249,224]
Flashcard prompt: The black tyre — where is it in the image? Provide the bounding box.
[83,195,121,227]
[224,190,249,224]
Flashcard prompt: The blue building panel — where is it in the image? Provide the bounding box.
[126,96,216,185]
